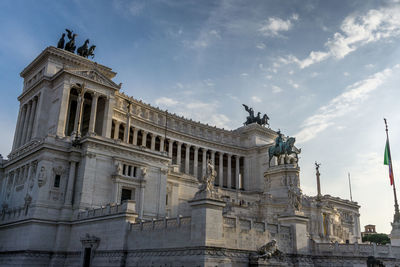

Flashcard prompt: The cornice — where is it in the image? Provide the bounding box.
[20,46,116,79]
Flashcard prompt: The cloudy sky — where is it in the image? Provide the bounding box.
[1,0,400,233]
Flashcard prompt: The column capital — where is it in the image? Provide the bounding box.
[185,143,191,148]
[193,146,199,151]
[210,150,216,155]
[91,91,99,98]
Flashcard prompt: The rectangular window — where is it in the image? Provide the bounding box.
[54,175,61,188]
[121,188,132,202]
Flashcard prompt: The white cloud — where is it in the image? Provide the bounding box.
[289,79,299,88]
[184,29,222,49]
[259,14,299,37]
[365,64,375,68]
[288,5,400,68]
[295,65,399,143]
[343,72,350,76]
[272,85,283,93]
[241,73,249,77]
[203,79,214,87]
[251,96,262,103]
[256,43,266,49]
[155,97,178,106]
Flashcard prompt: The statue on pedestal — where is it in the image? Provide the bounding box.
[194,159,219,199]
[268,130,301,167]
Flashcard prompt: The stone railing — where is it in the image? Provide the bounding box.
[115,93,242,145]
[313,241,400,258]
[75,200,136,221]
[130,215,191,232]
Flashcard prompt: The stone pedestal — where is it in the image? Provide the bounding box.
[278,215,309,254]
[189,194,225,247]
[264,164,300,199]
[390,221,400,246]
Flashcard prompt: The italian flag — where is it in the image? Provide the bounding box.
[384,138,394,186]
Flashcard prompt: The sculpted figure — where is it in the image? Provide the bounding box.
[57,33,65,49]
[141,167,147,178]
[268,131,301,167]
[288,185,302,211]
[115,162,122,175]
[251,239,283,260]
[37,166,47,187]
[77,39,90,57]
[195,159,218,199]
[64,29,78,53]
[242,104,255,125]
[87,45,96,59]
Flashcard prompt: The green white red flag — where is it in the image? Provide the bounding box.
[384,138,394,186]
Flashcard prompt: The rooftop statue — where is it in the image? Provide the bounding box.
[242,104,269,127]
[64,29,78,53]
[268,130,301,167]
[77,39,90,57]
[57,33,65,49]
[57,29,95,58]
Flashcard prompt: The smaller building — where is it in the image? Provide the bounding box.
[362,224,377,238]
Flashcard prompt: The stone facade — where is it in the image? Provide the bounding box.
[0,46,397,266]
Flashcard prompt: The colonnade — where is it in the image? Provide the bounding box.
[13,94,41,149]
[111,119,246,190]
[64,87,109,138]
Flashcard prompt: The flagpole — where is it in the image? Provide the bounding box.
[385,118,400,223]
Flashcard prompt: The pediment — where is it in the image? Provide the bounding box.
[66,69,120,90]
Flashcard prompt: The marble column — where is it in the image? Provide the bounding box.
[185,144,190,174]
[168,140,173,158]
[243,157,249,191]
[88,93,99,134]
[113,121,120,140]
[102,96,114,138]
[211,151,215,166]
[72,94,83,138]
[194,146,199,179]
[65,161,77,205]
[141,131,148,147]
[177,142,182,171]
[14,104,26,149]
[20,101,32,145]
[31,93,42,139]
[235,156,240,190]
[151,134,156,150]
[133,128,139,145]
[227,154,232,188]
[219,153,224,187]
[202,148,207,178]
[159,137,165,152]
[124,106,131,143]
[26,96,38,141]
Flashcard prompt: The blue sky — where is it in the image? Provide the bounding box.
[1,0,400,233]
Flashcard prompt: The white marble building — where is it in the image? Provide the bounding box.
[0,46,398,267]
